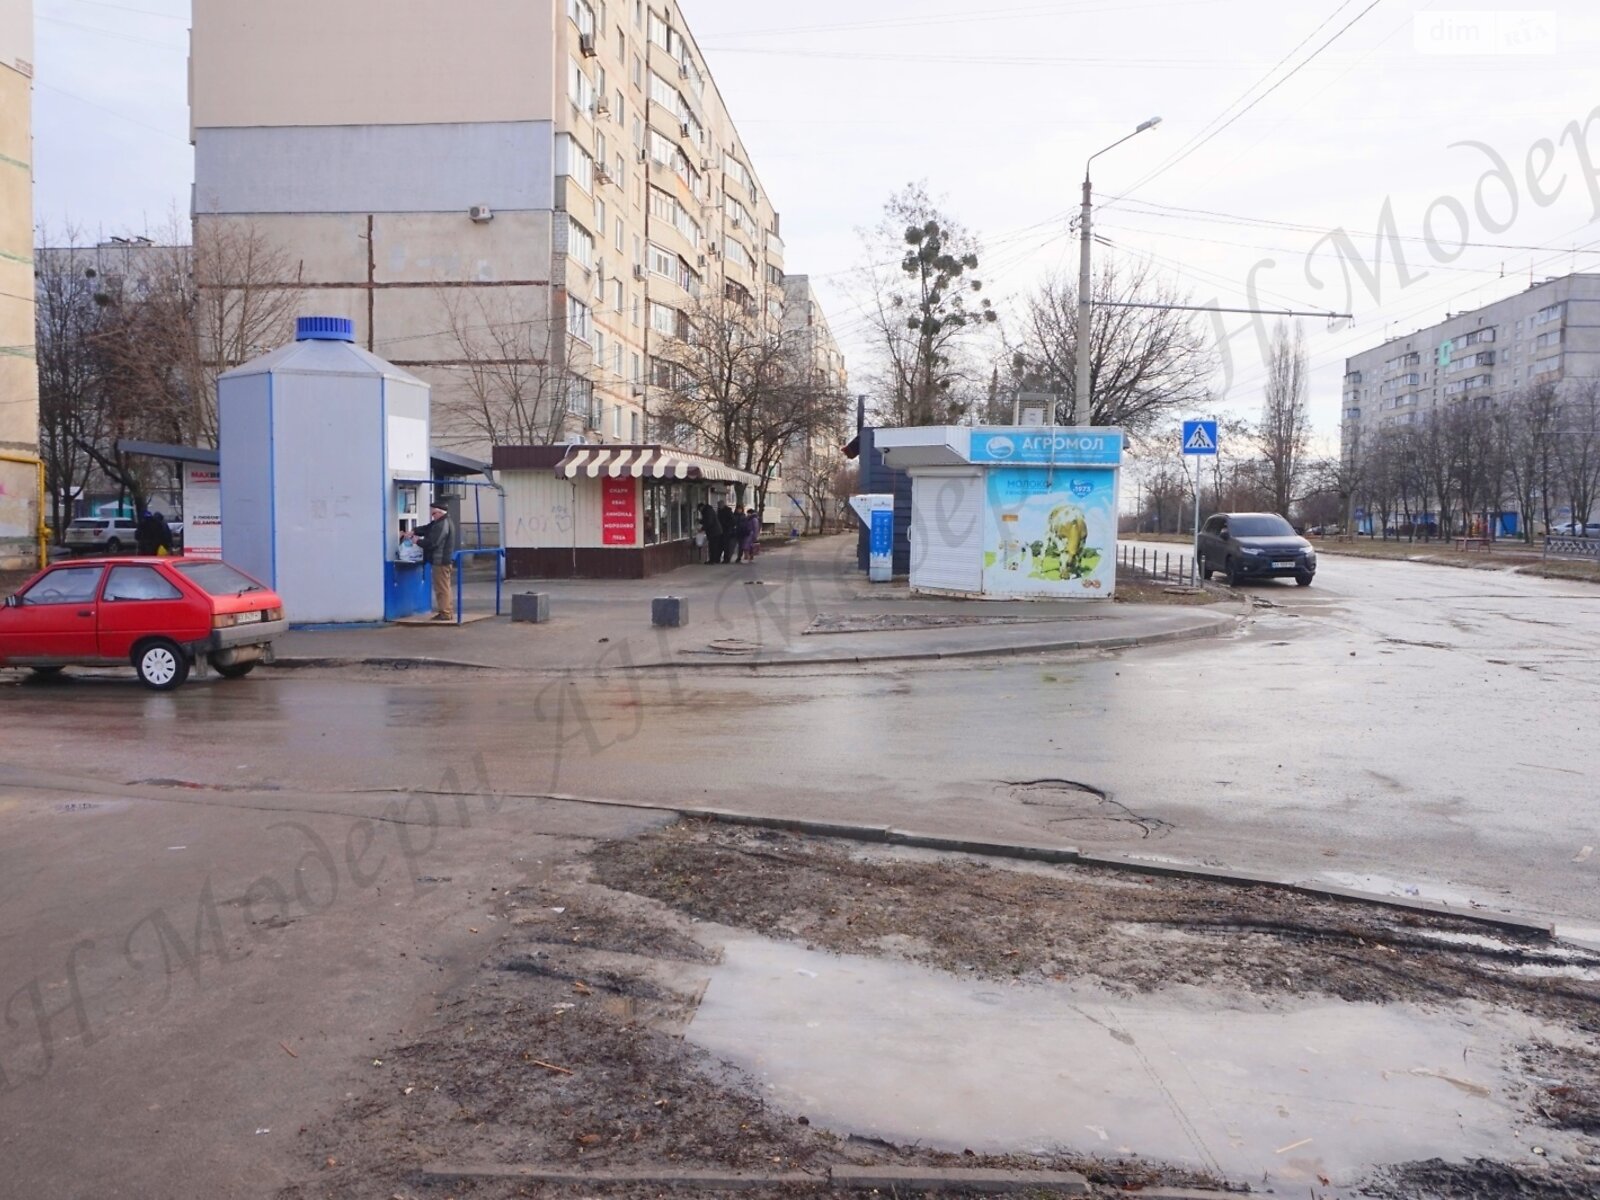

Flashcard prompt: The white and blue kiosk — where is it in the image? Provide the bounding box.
[874,425,1125,600]
[217,317,435,624]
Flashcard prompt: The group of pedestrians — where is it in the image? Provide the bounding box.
[698,500,761,564]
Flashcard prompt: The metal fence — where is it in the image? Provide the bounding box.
[1117,543,1200,587]
[1543,535,1600,561]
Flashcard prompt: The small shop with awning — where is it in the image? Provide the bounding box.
[492,443,764,578]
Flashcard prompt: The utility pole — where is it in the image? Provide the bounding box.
[1074,116,1161,427]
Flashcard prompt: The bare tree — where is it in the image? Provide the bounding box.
[1558,380,1600,532]
[1008,259,1216,434]
[1503,383,1561,537]
[655,294,837,512]
[1258,320,1310,517]
[34,228,108,538]
[859,184,996,426]
[112,220,304,448]
[438,291,587,447]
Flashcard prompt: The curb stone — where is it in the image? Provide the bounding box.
[267,610,1242,675]
[420,1164,1090,1193]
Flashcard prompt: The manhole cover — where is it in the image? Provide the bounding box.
[1002,779,1171,842]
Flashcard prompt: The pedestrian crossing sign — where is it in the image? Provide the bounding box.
[1182,419,1219,456]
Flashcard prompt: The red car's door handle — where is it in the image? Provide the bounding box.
[76,610,93,618]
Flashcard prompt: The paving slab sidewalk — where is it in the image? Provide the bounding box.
[272,535,1243,673]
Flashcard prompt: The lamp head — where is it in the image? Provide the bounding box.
[1137,116,1163,133]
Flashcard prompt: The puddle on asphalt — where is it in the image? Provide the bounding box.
[687,933,1583,1191]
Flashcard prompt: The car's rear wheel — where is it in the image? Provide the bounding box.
[134,639,189,691]
[106,538,123,554]
[209,654,256,680]
[1295,572,1315,587]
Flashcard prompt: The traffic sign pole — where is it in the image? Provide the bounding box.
[1180,420,1220,584]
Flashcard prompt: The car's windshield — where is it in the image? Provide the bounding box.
[1229,515,1296,538]
[70,520,106,529]
[171,560,266,596]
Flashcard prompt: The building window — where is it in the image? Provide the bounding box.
[595,329,607,367]
[568,59,594,112]
[565,375,594,418]
[567,217,596,269]
[631,410,641,441]
[557,134,595,193]
[568,0,595,36]
[650,300,678,337]
[1534,301,1566,326]
[568,295,593,343]
[613,278,625,312]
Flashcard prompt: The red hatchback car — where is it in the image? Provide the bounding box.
[0,558,287,690]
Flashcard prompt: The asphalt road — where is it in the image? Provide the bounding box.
[3,549,1599,1194]
[5,548,1598,934]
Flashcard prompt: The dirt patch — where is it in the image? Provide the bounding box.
[1363,1157,1600,1199]
[276,872,1225,1200]
[805,614,1045,634]
[1113,567,1232,605]
[1525,1042,1600,1134]
[590,822,1600,1030]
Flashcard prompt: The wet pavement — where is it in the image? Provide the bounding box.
[6,546,1596,936]
[4,547,1599,1195]
[689,932,1583,1191]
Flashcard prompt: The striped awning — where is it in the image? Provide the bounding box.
[554,445,762,488]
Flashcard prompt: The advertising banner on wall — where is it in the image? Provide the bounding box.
[601,476,637,546]
[981,467,1117,598]
[182,464,224,560]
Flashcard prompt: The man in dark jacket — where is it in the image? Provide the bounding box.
[699,502,721,564]
[136,509,174,557]
[410,501,456,620]
[716,502,738,565]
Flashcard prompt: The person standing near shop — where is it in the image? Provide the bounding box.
[136,509,174,557]
[699,501,721,564]
[717,501,738,565]
[410,500,457,621]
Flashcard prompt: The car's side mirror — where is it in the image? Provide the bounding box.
[4,595,19,608]
[1219,529,1231,541]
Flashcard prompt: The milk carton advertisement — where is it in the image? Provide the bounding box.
[982,467,1117,598]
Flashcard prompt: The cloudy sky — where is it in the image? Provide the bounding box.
[29,0,1600,446]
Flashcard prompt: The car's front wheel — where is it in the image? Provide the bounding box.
[1295,572,1315,587]
[134,639,190,691]
[1224,556,1240,586]
[209,654,256,680]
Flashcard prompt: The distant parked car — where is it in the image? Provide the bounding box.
[0,557,286,690]
[1549,521,1600,537]
[1196,512,1317,587]
[64,517,139,555]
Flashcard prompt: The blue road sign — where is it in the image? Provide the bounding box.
[1182,419,1219,456]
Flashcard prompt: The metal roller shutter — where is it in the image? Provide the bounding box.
[909,472,983,593]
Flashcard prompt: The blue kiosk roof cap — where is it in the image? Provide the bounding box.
[296,316,356,343]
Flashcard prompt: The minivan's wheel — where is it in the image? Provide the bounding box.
[134,639,189,691]
[106,538,123,554]
[1199,553,1214,581]
[1224,556,1240,587]
[1295,572,1315,588]
[209,654,256,680]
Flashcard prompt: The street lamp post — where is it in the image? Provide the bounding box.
[1074,116,1162,426]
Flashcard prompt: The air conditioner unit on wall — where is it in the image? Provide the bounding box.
[579,32,597,57]
[469,205,494,223]
[633,264,645,280]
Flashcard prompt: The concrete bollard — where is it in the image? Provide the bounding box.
[651,596,688,628]
[511,592,551,624]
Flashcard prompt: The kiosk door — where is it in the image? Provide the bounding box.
[909,471,983,594]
